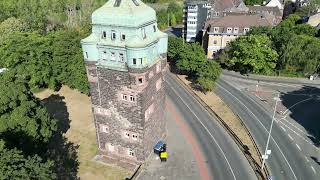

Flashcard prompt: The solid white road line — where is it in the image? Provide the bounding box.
[280,126,286,132]
[280,117,306,134]
[288,134,294,141]
[217,83,298,180]
[311,166,316,174]
[167,80,237,180]
[277,120,313,144]
[295,144,301,151]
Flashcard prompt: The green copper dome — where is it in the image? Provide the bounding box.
[92,0,156,27]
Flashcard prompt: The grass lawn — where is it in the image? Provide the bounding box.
[35,86,131,180]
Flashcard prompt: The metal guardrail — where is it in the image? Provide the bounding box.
[173,74,270,180]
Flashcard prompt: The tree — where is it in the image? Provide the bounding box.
[0,17,26,41]
[49,30,89,94]
[244,0,263,5]
[0,71,58,179]
[197,77,215,92]
[295,0,320,16]
[176,43,207,73]
[226,35,278,75]
[0,147,56,180]
[0,71,57,152]
[170,13,177,26]
[0,33,57,91]
[167,1,183,24]
[247,26,272,36]
[196,60,222,92]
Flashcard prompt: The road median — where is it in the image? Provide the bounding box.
[174,74,269,180]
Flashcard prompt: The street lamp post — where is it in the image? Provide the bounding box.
[261,92,281,171]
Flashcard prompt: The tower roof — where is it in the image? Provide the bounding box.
[92,0,156,27]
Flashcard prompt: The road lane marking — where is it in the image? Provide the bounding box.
[167,80,237,180]
[295,144,301,151]
[311,166,316,174]
[280,126,286,132]
[277,120,313,144]
[288,134,294,141]
[305,156,309,162]
[280,117,306,134]
[217,82,298,180]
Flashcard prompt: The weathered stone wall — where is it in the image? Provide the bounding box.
[85,56,167,168]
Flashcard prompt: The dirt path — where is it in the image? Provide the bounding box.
[35,86,130,180]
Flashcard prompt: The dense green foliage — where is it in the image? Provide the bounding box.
[224,34,278,75]
[295,0,320,17]
[49,30,89,94]
[221,14,320,76]
[0,30,89,94]
[0,148,55,180]
[156,1,183,29]
[0,71,57,179]
[244,0,263,5]
[0,0,106,33]
[168,37,221,92]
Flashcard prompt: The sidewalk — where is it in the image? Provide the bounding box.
[138,99,201,180]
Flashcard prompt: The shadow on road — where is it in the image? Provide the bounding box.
[42,95,79,179]
[280,86,320,147]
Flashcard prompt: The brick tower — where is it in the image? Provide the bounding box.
[81,0,168,169]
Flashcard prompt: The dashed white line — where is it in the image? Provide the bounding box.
[311,166,316,174]
[288,134,294,141]
[305,156,310,162]
[295,144,301,151]
[280,117,306,134]
[280,126,286,132]
[217,83,298,180]
[277,120,312,144]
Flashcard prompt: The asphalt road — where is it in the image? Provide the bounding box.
[216,78,319,180]
[165,73,257,180]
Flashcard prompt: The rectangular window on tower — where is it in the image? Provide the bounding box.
[133,58,137,65]
[119,53,124,62]
[102,51,107,60]
[102,31,107,39]
[111,30,116,40]
[122,94,128,101]
[111,52,116,61]
[138,77,144,85]
[121,34,126,41]
[129,95,135,102]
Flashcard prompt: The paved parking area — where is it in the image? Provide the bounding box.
[138,99,201,180]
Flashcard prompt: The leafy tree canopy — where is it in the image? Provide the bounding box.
[244,0,263,5]
[226,34,278,75]
[0,147,56,180]
[168,37,221,92]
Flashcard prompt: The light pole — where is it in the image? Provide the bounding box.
[261,92,281,171]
